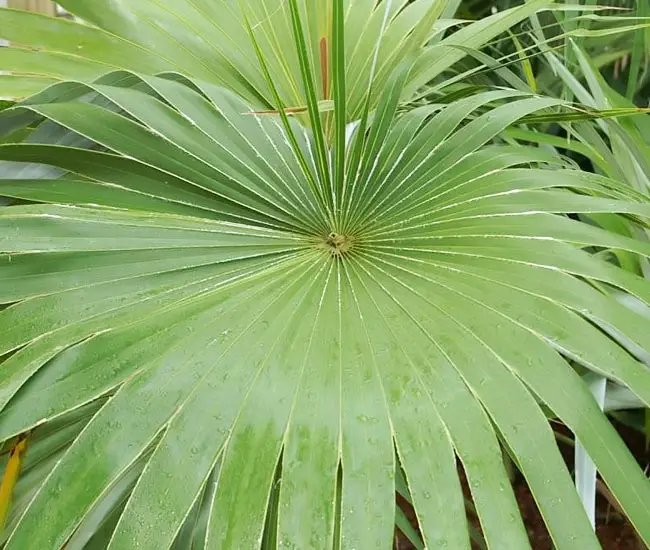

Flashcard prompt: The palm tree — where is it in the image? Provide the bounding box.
[1,1,650,549]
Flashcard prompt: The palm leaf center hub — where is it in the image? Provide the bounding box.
[322,232,353,256]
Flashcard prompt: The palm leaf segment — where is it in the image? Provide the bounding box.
[1,1,650,549]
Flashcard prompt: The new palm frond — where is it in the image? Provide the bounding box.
[1,1,650,549]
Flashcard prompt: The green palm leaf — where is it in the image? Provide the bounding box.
[2,2,650,549]
[0,0,551,114]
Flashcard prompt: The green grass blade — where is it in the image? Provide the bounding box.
[331,0,346,219]
[286,0,332,208]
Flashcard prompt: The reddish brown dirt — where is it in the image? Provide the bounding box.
[394,420,650,550]
[513,483,644,550]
